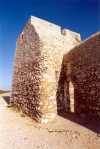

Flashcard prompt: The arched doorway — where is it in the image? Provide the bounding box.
[69,81,74,113]
[64,81,74,113]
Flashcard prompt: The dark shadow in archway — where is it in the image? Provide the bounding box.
[2,96,10,104]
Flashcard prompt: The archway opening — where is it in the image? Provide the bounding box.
[64,81,75,113]
[69,81,74,113]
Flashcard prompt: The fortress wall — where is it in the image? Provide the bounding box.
[10,16,81,123]
[63,32,100,122]
[56,29,81,110]
[10,20,59,123]
[31,16,81,112]
[10,21,45,122]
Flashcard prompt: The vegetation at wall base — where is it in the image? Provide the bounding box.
[6,105,26,118]
[0,90,10,94]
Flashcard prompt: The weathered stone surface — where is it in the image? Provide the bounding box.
[10,15,100,123]
[62,32,100,122]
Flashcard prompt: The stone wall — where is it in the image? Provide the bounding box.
[10,16,100,123]
[10,16,80,123]
[63,32,100,122]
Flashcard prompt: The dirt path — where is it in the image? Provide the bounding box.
[0,93,100,149]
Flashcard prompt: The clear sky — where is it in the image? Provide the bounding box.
[0,0,100,90]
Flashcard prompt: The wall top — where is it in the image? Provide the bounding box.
[29,15,80,38]
[30,15,61,34]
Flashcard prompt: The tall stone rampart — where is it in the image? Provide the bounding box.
[10,16,80,123]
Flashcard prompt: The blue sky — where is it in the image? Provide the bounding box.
[0,0,100,90]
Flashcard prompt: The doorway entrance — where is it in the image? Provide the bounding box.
[69,81,74,113]
[64,81,74,113]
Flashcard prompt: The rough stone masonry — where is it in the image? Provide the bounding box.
[10,15,100,123]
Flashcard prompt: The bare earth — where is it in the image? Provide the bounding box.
[0,93,100,149]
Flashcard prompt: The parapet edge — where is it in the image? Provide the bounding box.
[64,31,100,55]
[30,15,61,34]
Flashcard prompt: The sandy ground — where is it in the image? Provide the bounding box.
[0,92,100,149]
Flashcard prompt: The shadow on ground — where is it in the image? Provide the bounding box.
[58,111,100,134]
[2,96,10,104]
[2,95,100,134]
